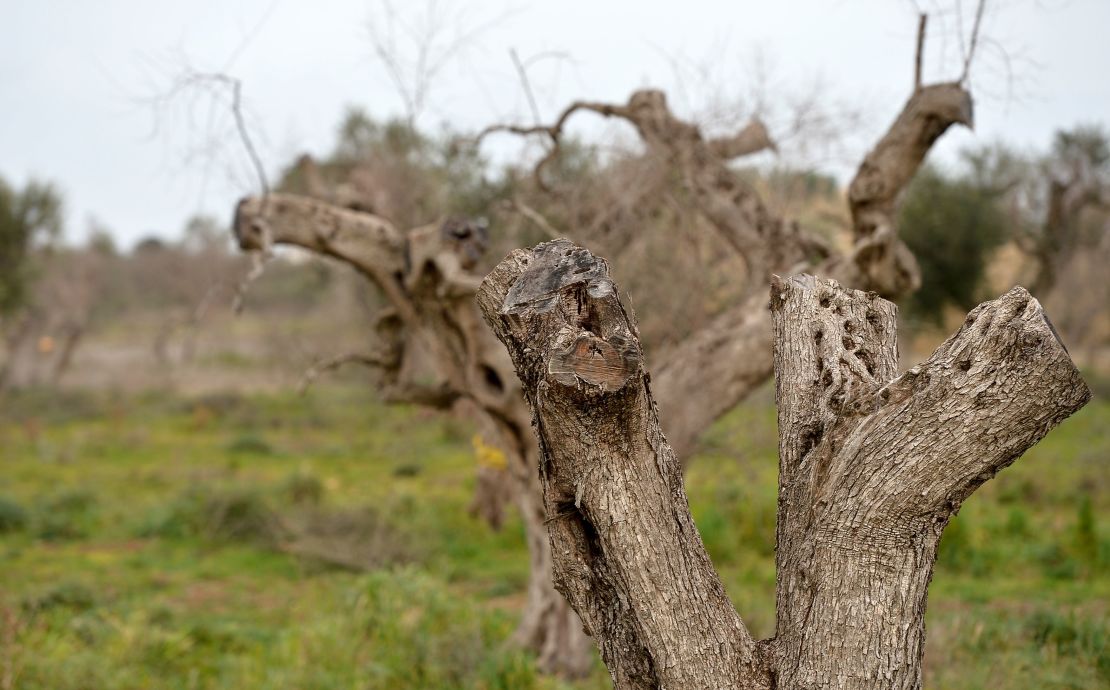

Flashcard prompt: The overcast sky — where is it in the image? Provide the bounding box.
[3,0,1108,247]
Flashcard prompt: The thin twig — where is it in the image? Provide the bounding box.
[474,100,627,192]
[914,13,927,90]
[156,70,274,313]
[298,352,391,394]
[510,48,542,125]
[961,0,987,84]
[505,197,564,240]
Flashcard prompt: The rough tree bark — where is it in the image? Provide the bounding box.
[478,238,1089,690]
[232,194,593,677]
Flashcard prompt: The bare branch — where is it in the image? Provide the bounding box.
[914,13,927,90]
[510,48,542,125]
[960,0,988,83]
[706,118,777,159]
[474,100,629,192]
[298,351,393,394]
[502,197,564,240]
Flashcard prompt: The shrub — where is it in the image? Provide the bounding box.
[898,164,1009,325]
[0,494,29,533]
[139,486,284,546]
[22,581,96,614]
[35,489,98,541]
[282,506,416,571]
[281,469,325,506]
[225,433,274,455]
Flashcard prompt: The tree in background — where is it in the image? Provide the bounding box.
[278,108,502,228]
[952,126,1110,351]
[0,176,64,390]
[0,176,63,316]
[897,163,1009,324]
[1023,125,1110,296]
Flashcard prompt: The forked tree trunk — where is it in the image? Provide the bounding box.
[478,239,1089,690]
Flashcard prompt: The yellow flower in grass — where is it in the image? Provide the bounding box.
[471,434,507,470]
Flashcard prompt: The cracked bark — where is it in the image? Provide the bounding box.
[479,239,771,690]
[232,193,592,677]
[479,239,1089,690]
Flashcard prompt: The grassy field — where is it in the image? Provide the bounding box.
[0,384,1106,689]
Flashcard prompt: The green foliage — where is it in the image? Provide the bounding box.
[225,432,275,456]
[22,581,97,614]
[35,489,99,541]
[141,486,284,546]
[281,468,325,506]
[1074,494,1100,567]
[898,164,1010,324]
[278,108,507,227]
[0,175,64,314]
[0,494,29,532]
[0,387,1105,689]
[1053,124,1110,168]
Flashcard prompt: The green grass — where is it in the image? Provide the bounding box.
[1,385,1106,688]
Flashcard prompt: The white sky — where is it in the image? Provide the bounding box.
[3,0,1108,247]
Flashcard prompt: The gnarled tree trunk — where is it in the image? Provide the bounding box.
[232,194,593,677]
[478,239,1089,690]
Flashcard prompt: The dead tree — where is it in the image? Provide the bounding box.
[1022,129,1110,297]
[232,195,594,676]
[233,15,979,676]
[480,74,972,457]
[478,239,1089,690]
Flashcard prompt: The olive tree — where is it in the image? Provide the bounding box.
[477,239,1089,690]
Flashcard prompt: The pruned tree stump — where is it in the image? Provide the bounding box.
[479,239,1089,690]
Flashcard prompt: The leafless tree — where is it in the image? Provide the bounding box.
[231,199,596,674]
[479,11,975,457]
[230,9,1008,677]
[1021,126,1110,296]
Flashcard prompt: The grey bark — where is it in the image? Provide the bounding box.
[479,240,770,690]
[769,274,1088,689]
[652,81,973,457]
[478,238,1090,690]
[232,194,593,677]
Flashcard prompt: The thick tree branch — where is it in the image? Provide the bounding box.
[235,193,414,323]
[479,239,770,690]
[652,290,776,458]
[707,118,776,160]
[770,275,1089,690]
[837,82,973,297]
